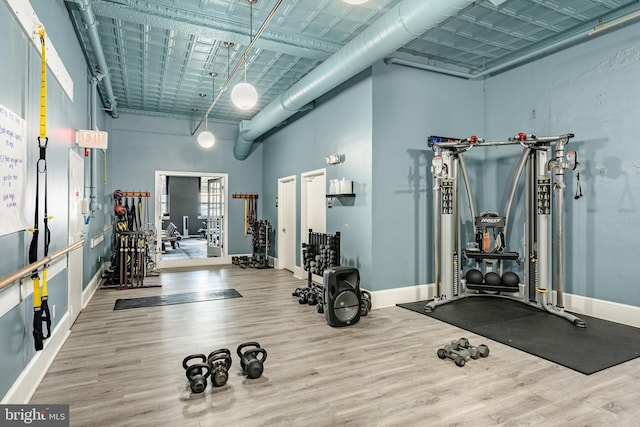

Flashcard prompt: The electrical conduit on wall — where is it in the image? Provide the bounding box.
[233,0,475,160]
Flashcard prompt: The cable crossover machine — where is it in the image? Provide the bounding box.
[425,132,587,328]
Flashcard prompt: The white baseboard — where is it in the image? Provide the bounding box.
[370,283,436,309]
[1,312,71,404]
[370,283,640,328]
[160,255,233,269]
[293,266,304,280]
[83,262,106,309]
[562,293,640,328]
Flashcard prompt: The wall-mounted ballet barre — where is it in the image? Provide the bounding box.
[0,239,85,291]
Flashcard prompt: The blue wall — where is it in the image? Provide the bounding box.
[262,71,374,286]
[483,23,640,306]
[371,62,483,291]
[107,114,262,255]
[0,0,108,399]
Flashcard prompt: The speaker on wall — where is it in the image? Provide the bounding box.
[323,266,361,327]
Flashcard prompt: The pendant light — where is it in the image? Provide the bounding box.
[343,0,368,4]
[231,0,258,110]
[197,75,216,148]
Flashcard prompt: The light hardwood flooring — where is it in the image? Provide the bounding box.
[31,266,640,426]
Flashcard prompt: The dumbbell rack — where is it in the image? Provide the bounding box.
[303,229,341,287]
[250,219,272,269]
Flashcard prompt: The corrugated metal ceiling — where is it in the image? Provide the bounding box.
[64,0,640,124]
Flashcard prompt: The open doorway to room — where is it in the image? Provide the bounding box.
[154,171,228,268]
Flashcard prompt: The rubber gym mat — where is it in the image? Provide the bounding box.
[397,297,640,375]
[113,289,242,310]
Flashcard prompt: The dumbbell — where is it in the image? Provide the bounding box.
[454,338,490,358]
[207,349,232,387]
[307,291,317,305]
[182,354,211,393]
[237,342,268,379]
[443,343,471,361]
[436,348,465,367]
[298,291,308,304]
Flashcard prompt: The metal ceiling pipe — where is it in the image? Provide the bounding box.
[233,0,475,160]
[70,0,119,118]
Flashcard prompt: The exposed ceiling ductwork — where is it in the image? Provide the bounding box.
[233,0,475,160]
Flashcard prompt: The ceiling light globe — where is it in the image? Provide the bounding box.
[231,82,258,110]
[342,0,368,4]
[197,130,216,148]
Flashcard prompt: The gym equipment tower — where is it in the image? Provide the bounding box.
[425,132,586,328]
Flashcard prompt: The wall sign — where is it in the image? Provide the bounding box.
[0,104,28,236]
[76,129,108,149]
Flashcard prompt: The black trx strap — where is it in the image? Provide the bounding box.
[29,25,52,351]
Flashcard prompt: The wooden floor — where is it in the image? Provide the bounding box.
[31,266,640,426]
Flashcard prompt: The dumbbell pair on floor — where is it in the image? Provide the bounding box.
[437,338,490,367]
[183,342,268,393]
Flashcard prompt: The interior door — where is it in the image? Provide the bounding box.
[278,176,296,272]
[207,177,223,257]
[68,150,84,323]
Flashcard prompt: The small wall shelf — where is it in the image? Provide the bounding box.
[326,193,355,208]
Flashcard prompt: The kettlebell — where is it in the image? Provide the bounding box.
[182,354,211,393]
[237,342,268,379]
[207,348,233,387]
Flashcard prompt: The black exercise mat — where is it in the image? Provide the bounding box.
[398,297,640,375]
[114,289,242,310]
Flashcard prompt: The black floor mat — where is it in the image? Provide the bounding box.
[398,297,640,375]
[114,289,242,310]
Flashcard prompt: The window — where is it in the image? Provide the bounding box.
[199,177,222,217]
[161,175,169,216]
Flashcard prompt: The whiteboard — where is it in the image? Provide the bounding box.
[0,104,28,236]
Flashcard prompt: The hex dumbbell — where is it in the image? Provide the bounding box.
[444,343,471,361]
[454,338,490,358]
[437,347,465,367]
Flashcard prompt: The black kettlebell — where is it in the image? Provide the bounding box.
[207,349,232,387]
[237,342,268,379]
[182,354,211,393]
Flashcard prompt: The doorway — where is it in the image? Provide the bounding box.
[154,171,228,268]
[277,175,296,272]
[68,150,84,324]
[300,169,326,277]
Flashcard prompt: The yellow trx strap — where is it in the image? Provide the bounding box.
[29,24,52,351]
[39,25,46,139]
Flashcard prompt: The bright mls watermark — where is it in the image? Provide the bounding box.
[1,405,69,426]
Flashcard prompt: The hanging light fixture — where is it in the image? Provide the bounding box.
[197,79,216,148]
[231,0,258,110]
[342,0,368,4]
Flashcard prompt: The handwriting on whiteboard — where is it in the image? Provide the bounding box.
[0,104,28,236]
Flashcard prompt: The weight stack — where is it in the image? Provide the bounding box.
[323,266,361,327]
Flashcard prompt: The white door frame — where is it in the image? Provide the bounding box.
[277,175,296,272]
[68,150,84,325]
[154,170,229,268]
[300,168,326,281]
[300,168,326,238]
